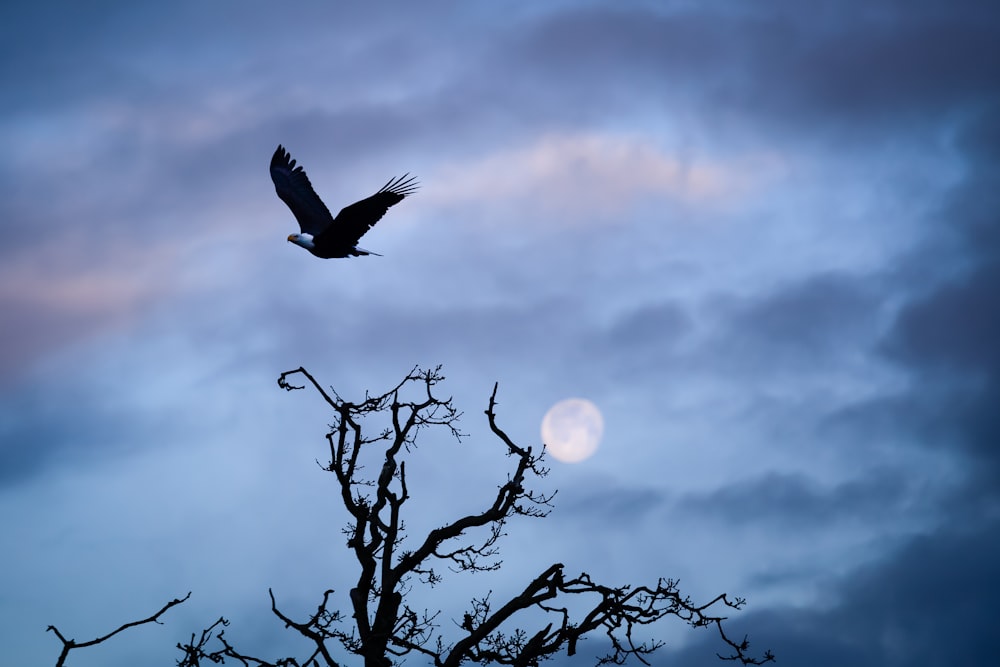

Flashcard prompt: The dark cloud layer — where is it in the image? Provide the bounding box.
[664,516,1000,667]
[699,95,1000,667]
[880,106,1000,486]
[676,469,918,530]
[503,1,1000,143]
[711,272,883,374]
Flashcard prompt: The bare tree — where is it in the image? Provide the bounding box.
[178,366,771,667]
[50,366,772,666]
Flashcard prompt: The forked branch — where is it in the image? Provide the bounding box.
[47,592,190,667]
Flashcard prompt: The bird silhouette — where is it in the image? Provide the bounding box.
[270,145,417,258]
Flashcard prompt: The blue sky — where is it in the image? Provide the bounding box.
[1,1,998,664]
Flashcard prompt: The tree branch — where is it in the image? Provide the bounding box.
[47,592,190,667]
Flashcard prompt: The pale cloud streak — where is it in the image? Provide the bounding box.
[425,133,783,220]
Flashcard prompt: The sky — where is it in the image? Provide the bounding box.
[1,1,998,664]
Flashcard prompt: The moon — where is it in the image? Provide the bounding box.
[541,398,604,463]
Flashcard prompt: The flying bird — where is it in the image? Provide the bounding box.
[269,145,418,258]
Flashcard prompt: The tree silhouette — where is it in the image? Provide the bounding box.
[50,366,772,666]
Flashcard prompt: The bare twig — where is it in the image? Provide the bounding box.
[47,592,190,667]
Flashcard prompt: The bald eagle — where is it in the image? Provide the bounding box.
[269,145,417,258]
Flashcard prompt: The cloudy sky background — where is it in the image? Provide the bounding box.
[2,1,998,664]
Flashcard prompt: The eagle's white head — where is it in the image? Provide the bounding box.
[287,233,315,250]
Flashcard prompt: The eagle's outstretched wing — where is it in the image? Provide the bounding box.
[316,174,419,252]
[269,145,334,236]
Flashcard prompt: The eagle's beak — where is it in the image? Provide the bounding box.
[287,234,296,242]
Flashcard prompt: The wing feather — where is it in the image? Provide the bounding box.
[315,173,419,254]
[269,145,335,236]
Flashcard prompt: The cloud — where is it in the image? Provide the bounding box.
[494,2,1000,146]
[713,102,1000,666]
[602,300,692,348]
[675,470,925,531]
[869,104,1000,487]
[887,263,1000,376]
[0,240,176,379]
[711,272,885,370]
[425,133,780,220]
[662,517,1000,667]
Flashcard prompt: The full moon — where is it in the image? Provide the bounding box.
[541,398,604,463]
